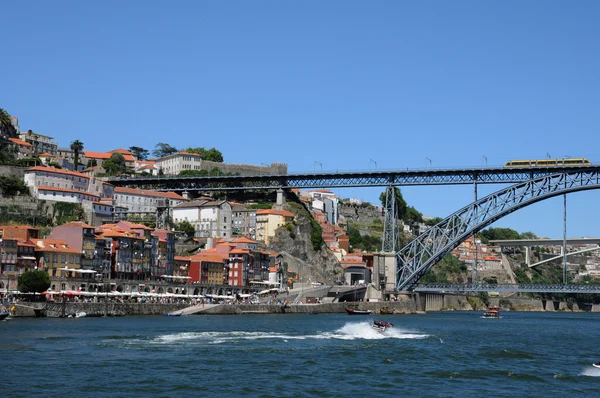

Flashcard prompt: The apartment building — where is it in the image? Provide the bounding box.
[19,130,58,155]
[155,152,202,175]
[173,200,232,239]
[255,209,294,246]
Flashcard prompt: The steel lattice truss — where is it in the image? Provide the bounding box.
[108,166,600,191]
[382,185,397,252]
[396,169,600,291]
[414,283,600,293]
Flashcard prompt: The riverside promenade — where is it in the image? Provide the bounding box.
[10,300,418,317]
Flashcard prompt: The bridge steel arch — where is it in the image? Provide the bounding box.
[395,170,600,291]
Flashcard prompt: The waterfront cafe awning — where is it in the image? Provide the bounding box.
[57,268,98,274]
[160,275,191,280]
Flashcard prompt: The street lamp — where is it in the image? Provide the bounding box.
[482,155,487,167]
[314,161,322,172]
[425,157,432,168]
[370,159,377,170]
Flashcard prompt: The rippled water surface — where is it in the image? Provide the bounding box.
[2,311,600,397]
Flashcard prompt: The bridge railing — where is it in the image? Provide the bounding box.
[413,283,600,293]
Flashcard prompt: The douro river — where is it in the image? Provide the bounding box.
[2,311,600,397]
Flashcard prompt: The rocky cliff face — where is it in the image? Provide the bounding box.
[269,204,343,285]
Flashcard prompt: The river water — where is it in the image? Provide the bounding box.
[2,311,600,397]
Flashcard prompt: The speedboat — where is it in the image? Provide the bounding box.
[372,320,393,333]
[482,306,501,319]
[593,362,600,369]
[0,312,9,321]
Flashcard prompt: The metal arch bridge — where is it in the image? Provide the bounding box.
[396,168,600,291]
[107,165,600,191]
[413,283,600,294]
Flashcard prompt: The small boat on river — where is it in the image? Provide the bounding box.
[0,312,9,321]
[165,311,183,317]
[593,362,600,369]
[482,306,501,319]
[372,320,393,333]
[345,306,372,315]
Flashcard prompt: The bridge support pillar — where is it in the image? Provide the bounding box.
[525,247,530,266]
[274,189,286,210]
[373,252,396,292]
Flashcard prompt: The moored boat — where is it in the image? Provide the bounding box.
[482,306,501,319]
[0,312,9,321]
[345,306,372,315]
[164,311,183,317]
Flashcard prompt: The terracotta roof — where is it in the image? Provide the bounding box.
[256,209,294,218]
[175,256,192,262]
[61,221,94,228]
[118,221,152,230]
[39,152,55,158]
[110,148,135,155]
[232,237,256,244]
[230,249,249,254]
[191,253,226,263]
[26,166,90,179]
[84,151,135,162]
[37,186,100,198]
[31,238,81,254]
[114,187,187,201]
[8,137,32,147]
[83,166,99,172]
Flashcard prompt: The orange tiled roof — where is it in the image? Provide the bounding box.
[232,237,256,244]
[84,151,136,162]
[256,209,294,217]
[26,166,91,179]
[8,137,32,147]
[175,256,191,262]
[61,221,95,228]
[230,248,250,254]
[114,187,187,201]
[110,148,135,155]
[37,186,100,198]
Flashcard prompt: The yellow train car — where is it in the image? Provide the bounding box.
[504,158,592,168]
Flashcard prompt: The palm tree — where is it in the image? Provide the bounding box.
[0,108,17,139]
[70,140,84,171]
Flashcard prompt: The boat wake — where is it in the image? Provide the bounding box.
[580,366,600,377]
[325,321,429,340]
[102,322,429,347]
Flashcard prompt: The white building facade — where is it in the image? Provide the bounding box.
[156,152,202,175]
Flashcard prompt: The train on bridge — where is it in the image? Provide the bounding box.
[504,158,591,168]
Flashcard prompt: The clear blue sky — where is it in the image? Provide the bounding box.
[3,1,600,238]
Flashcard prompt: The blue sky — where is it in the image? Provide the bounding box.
[3,1,600,238]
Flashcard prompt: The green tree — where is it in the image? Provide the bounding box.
[86,159,97,168]
[0,108,18,139]
[102,153,127,175]
[520,231,538,240]
[0,176,30,196]
[70,139,84,171]
[379,187,409,221]
[480,227,521,242]
[177,220,196,238]
[152,142,178,158]
[178,169,209,177]
[183,147,224,162]
[424,217,443,226]
[18,270,51,293]
[129,146,149,160]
